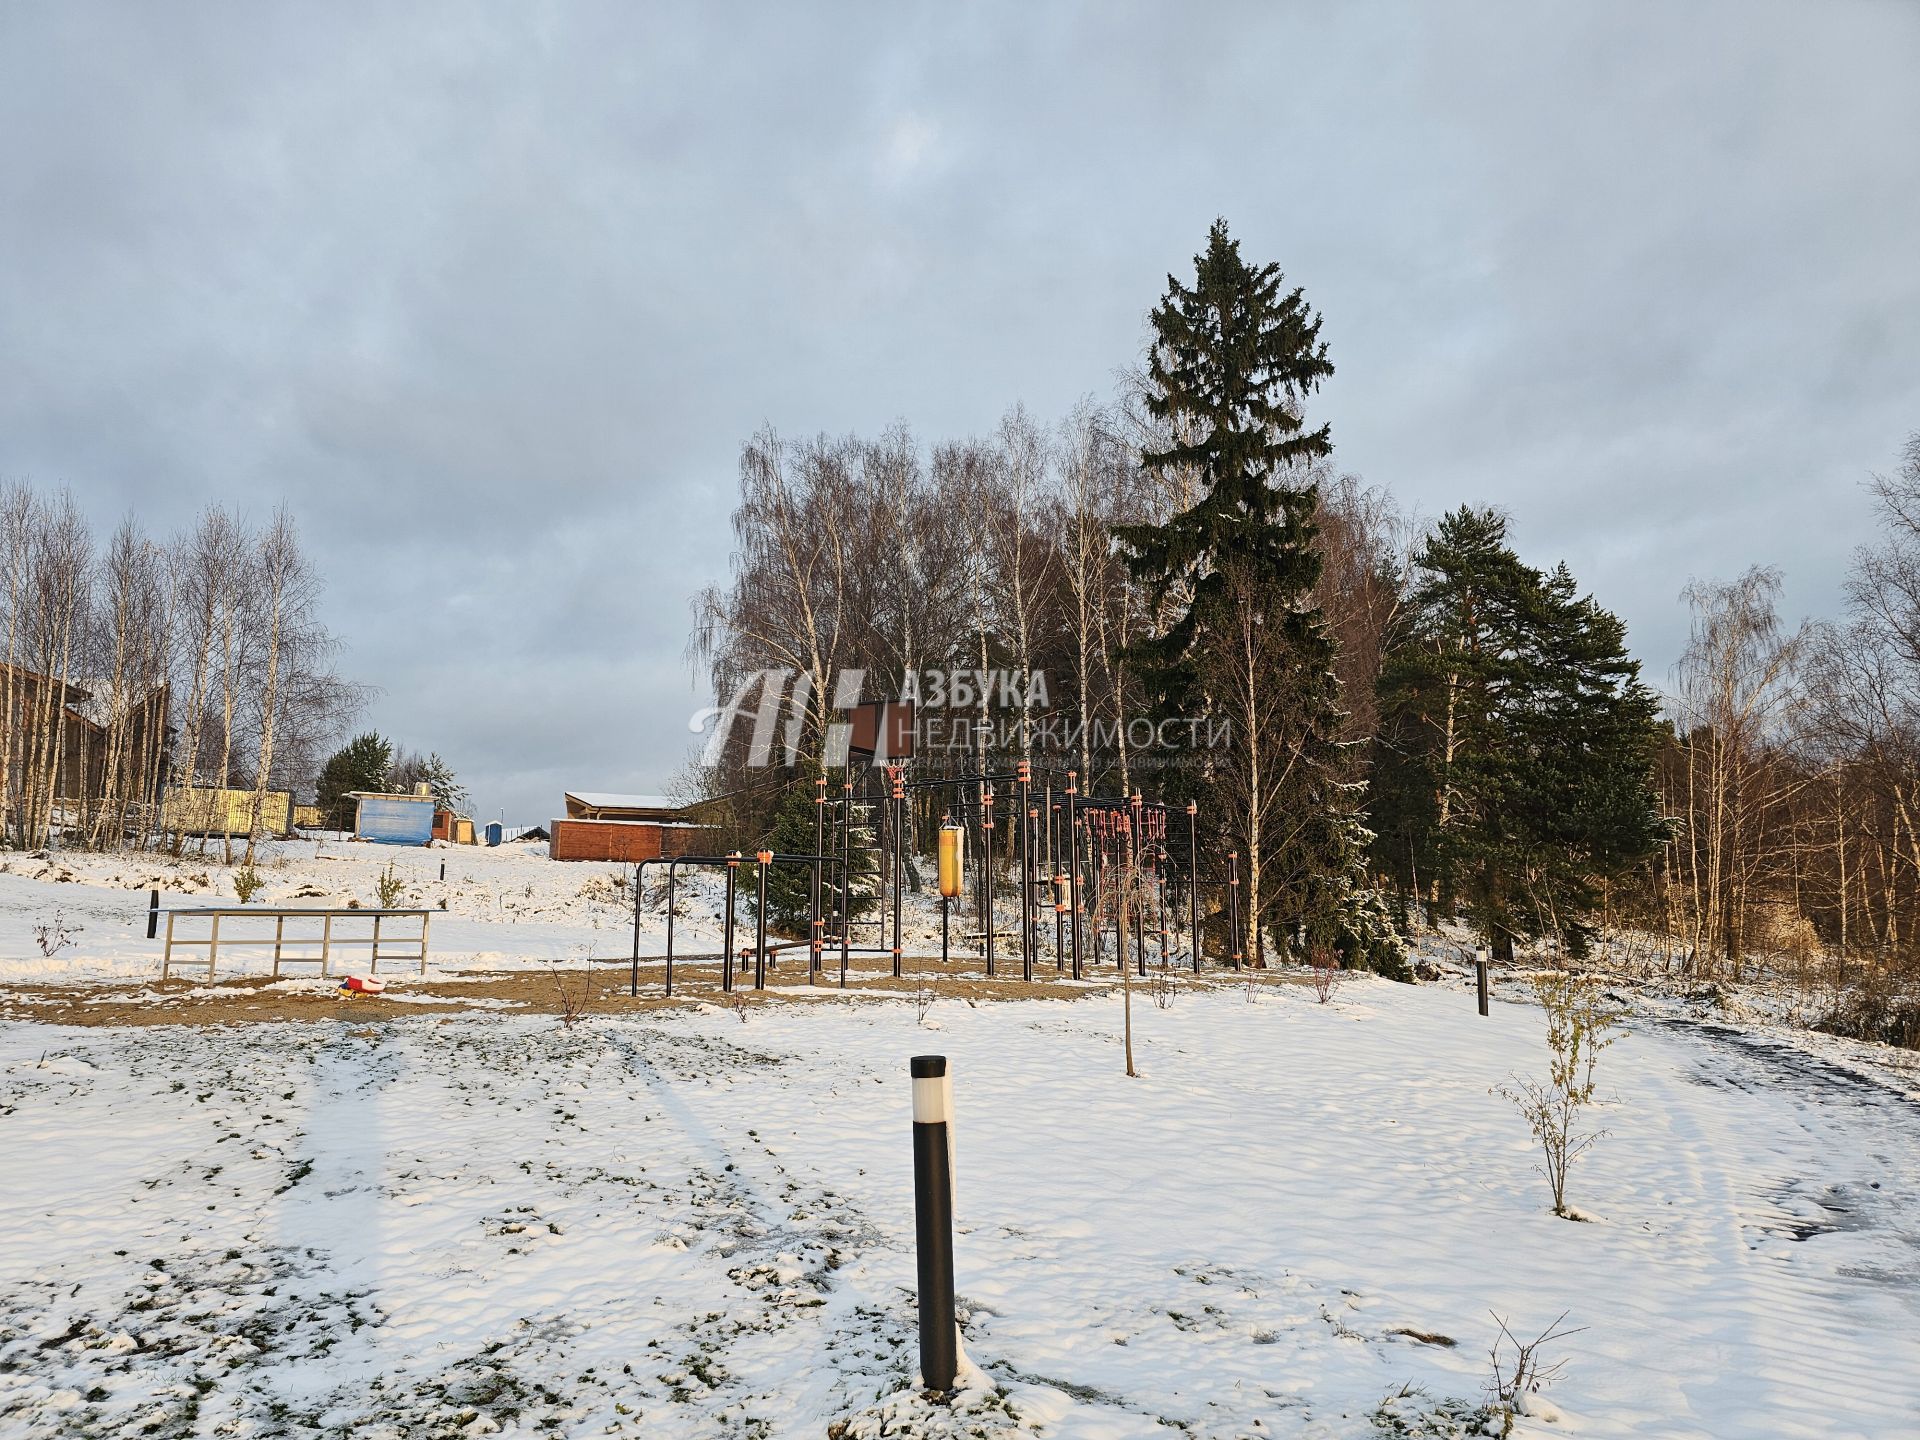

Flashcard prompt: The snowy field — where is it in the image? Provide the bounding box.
[4,975,1920,1438]
[0,838,728,985]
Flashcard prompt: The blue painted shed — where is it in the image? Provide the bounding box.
[352,792,436,846]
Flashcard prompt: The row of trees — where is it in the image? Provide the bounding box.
[691,223,1429,974]
[693,218,1919,1029]
[0,484,365,857]
[1647,440,1920,1027]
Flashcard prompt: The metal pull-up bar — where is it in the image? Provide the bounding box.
[630,849,826,997]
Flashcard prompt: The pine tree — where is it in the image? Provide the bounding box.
[1372,509,1666,958]
[418,752,469,813]
[757,768,877,934]
[316,731,391,829]
[1119,219,1398,973]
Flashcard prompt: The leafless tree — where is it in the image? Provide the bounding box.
[1666,568,1809,977]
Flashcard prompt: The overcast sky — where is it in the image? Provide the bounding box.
[3,1,1917,822]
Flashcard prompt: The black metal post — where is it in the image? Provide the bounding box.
[811,778,826,986]
[1018,761,1033,982]
[941,895,950,967]
[910,1054,957,1393]
[1121,802,1136,983]
[1044,779,1059,971]
[641,864,656,998]
[1476,947,1490,1016]
[841,776,853,986]
[1227,850,1243,970]
[439,860,446,882]
[754,849,771,989]
[981,786,995,978]
[147,888,160,940]
[722,854,739,994]
[1066,773,1082,981]
[665,865,677,997]
[1186,802,1200,973]
[891,770,905,979]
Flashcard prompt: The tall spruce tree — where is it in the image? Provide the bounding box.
[1372,509,1665,959]
[1119,219,1401,974]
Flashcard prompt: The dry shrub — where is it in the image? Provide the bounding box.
[1486,1311,1583,1430]
[1308,943,1344,1004]
[1496,974,1621,1217]
[545,949,596,1029]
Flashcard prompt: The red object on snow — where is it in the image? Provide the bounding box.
[339,975,386,995]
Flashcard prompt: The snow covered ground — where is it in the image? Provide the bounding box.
[0,838,727,984]
[2,841,1918,1436]
[4,977,1919,1438]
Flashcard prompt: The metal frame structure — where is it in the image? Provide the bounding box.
[159,906,432,981]
[623,751,1234,994]
[630,849,826,997]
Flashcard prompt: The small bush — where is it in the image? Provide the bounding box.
[1486,1311,1583,1431]
[546,949,595,1029]
[1308,943,1344,1004]
[375,863,406,909]
[1497,973,1621,1217]
[232,868,265,904]
[33,910,79,957]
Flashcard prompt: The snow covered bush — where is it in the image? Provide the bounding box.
[1497,973,1621,1217]
[375,863,406,909]
[232,866,264,903]
[1485,1311,1583,1432]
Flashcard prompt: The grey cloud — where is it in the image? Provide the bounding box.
[3,0,1915,819]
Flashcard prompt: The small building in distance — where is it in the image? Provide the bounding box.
[549,791,717,863]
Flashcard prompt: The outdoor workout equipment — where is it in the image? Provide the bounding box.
[624,745,1232,993]
[937,816,964,966]
[629,848,824,997]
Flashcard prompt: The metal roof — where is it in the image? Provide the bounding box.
[564,791,680,811]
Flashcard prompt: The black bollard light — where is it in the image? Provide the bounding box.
[1476,946,1490,1016]
[147,888,160,940]
[910,1054,957,1393]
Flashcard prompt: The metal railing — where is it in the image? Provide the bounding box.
[159,906,432,981]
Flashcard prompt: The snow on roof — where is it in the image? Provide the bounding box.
[553,817,712,829]
[564,792,682,811]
